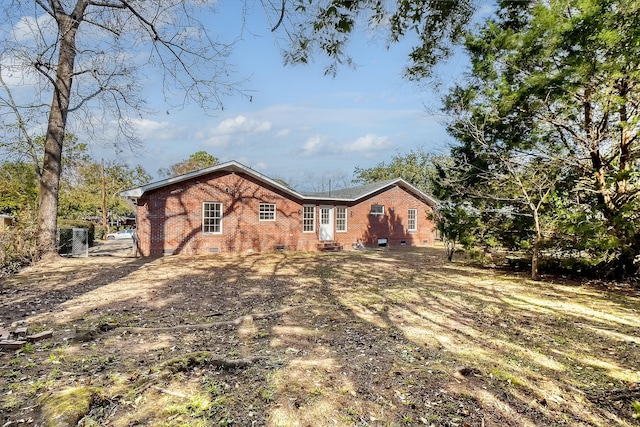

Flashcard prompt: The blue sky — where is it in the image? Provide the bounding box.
[5,2,472,190]
[92,2,470,189]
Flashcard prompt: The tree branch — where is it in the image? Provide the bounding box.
[271,0,286,32]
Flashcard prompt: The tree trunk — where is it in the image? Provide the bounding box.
[531,234,541,281]
[445,238,455,262]
[37,12,82,255]
[531,209,542,281]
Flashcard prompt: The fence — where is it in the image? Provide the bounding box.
[58,227,89,258]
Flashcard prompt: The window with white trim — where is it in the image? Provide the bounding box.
[203,202,222,233]
[370,204,384,215]
[336,206,347,232]
[303,205,315,232]
[408,208,417,231]
[259,203,276,221]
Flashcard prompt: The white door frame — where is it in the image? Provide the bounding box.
[319,206,334,241]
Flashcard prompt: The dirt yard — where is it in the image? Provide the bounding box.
[1,247,639,426]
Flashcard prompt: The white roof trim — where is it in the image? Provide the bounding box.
[120,161,305,200]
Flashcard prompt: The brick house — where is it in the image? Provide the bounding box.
[121,161,438,256]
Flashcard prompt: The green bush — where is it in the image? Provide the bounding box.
[94,225,107,241]
[0,211,38,277]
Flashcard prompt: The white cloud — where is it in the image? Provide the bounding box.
[301,133,391,157]
[342,134,391,153]
[126,118,182,141]
[275,128,290,138]
[199,115,273,147]
[214,115,272,134]
[301,135,329,156]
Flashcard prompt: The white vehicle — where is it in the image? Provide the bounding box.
[106,229,135,240]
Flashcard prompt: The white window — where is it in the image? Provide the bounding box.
[320,208,330,225]
[303,205,315,232]
[203,202,222,233]
[259,203,276,221]
[370,204,384,215]
[408,208,417,231]
[336,206,347,232]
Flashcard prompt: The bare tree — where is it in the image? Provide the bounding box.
[1,1,247,255]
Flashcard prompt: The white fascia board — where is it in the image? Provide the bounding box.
[119,161,305,200]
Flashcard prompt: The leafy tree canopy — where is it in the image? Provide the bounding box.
[353,149,445,195]
[59,161,152,220]
[440,0,640,277]
[158,151,219,178]
[0,161,38,215]
[284,0,475,78]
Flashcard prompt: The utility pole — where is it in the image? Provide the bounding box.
[101,159,108,239]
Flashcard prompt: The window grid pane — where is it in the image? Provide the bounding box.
[336,207,347,232]
[259,203,276,221]
[203,202,222,233]
[303,206,315,232]
[408,208,417,231]
[320,208,329,225]
[371,204,384,215]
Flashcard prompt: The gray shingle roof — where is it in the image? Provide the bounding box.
[300,178,400,199]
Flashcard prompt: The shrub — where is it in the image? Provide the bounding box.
[94,225,107,241]
[0,211,38,277]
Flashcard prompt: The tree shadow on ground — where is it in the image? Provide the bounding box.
[1,247,638,427]
[0,256,154,324]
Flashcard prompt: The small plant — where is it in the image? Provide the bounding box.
[78,416,101,426]
[1,394,21,411]
[49,367,63,380]
[186,394,212,417]
[261,389,274,402]
[166,393,216,420]
[22,343,35,354]
[28,378,54,397]
[341,407,361,423]
[310,388,323,397]
[338,386,350,395]
[49,347,68,363]
[632,401,640,419]
[490,369,523,387]
[202,376,222,396]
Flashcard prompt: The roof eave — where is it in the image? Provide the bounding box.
[119,162,439,207]
[120,161,305,200]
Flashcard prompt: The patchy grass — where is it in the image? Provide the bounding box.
[1,247,639,426]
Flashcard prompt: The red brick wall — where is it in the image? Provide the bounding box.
[328,186,436,249]
[135,172,435,256]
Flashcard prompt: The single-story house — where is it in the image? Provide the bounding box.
[121,161,438,256]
